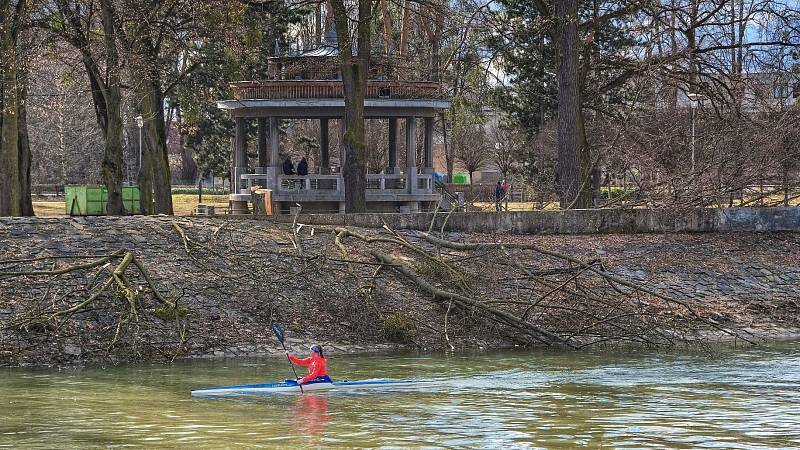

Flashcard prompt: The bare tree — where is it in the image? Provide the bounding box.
[42,0,127,214]
[452,122,490,184]
[27,44,105,186]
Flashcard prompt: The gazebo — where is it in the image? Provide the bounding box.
[218,31,451,214]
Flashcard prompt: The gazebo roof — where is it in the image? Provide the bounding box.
[268,28,340,61]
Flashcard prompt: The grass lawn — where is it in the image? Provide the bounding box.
[31,192,798,217]
[32,201,69,217]
[171,194,229,216]
[471,201,560,211]
[33,194,230,217]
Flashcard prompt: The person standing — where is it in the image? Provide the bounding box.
[283,157,295,176]
[495,181,505,212]
[297,157,309,176]
[501,178,510,210]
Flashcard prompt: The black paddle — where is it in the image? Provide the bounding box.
[272,323,303,393]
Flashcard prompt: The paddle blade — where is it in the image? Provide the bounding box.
[272,323,285,343]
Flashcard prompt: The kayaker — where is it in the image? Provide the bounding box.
[287,345,330,385]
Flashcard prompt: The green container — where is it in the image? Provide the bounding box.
[122,186,141,213]
[452,172,469,184]
[65,185,141,216]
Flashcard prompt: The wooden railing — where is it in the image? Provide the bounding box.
[230,80,446,100]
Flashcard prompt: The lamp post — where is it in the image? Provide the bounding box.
[686,93,703,174]
[135,115,144,180]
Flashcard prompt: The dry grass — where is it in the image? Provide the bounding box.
[471,201,560,211]
[31,193,799,217]
[32,201,67,217]
[171,194,229,216]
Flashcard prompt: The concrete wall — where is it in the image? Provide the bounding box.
[264,207,800,234]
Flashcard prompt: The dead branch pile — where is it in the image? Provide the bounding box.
[0,217,763,366]
[333,226,756,349]
[0,248,187,362]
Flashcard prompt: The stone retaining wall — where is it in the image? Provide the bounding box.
[264,207,800,234]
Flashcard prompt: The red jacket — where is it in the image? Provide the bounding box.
[289,353,328,384]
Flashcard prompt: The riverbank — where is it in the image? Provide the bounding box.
[1,216,799,367]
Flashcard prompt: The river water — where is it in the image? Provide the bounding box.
[1,343,799,449]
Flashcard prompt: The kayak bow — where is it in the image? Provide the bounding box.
[191,378,419,397]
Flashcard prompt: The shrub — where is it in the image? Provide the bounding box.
[155,294,188,321]
[601,187,631,200]
[383,313,416,343]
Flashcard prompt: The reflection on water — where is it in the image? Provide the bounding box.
[293,395,330,436]
[0,342,799,448]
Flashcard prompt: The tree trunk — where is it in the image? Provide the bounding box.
[16,62,32,216]
[441,113,453,183]
[0,28,21,217]
[102,87,125,215]
[139,77,174,215]
[316,2,323,46]
[176,104,197,182]
[100,0,125,215]
[556,0,583,209]
[332,0,370,213]
[380,0,391,55]
[399,0,411,59]
[0,0,32,217]
[137,124,155,215]
[430,1,444,82]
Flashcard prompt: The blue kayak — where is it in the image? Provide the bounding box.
[191,378,420,397]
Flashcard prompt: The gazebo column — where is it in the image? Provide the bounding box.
[266,117,280,192]
[230,116,249,213]
[423,117,434,193]
[387,118,400,174]
[257,118,268,170]
[405,116,417,197]
[319,118,330,174]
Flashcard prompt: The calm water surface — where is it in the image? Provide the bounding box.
[1,343,799,449]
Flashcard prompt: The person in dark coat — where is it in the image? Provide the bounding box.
[297,157,309,176]
[283,157,295,176]
[494,181,505,212]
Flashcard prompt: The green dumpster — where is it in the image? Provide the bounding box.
[452,172,469,184]
[65,185,141,216]
[122,186,140,212]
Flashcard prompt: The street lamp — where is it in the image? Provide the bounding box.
[686,93,704,174]
[135,115,144,180]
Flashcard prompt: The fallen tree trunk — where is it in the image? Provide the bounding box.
[370,250,576,348]
[412,231,755,345]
